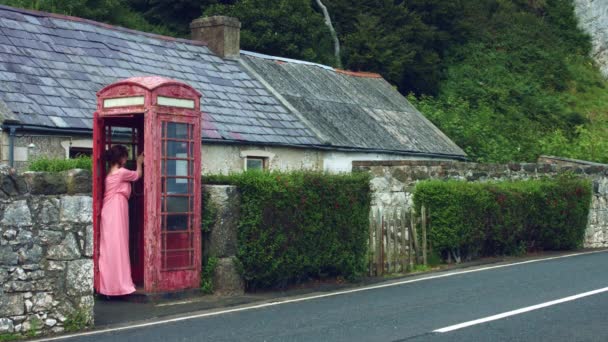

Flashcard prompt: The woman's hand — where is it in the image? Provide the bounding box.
[137,153,144,165]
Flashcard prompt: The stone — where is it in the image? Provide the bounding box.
[6,281,34,292]
[32,293,53,312]
[25,300,33,312]
[14,324,22,332]
[212,257,244,296]
[0,268,8,284]
[203,185,240,258]
[370,177,390,193]
[1,200,32,227]
[11,316,26,323]
[46,261,65,271]
[0,294,24,316]
[60,196,92,223]
[51,326,64,333]
[46,233,80,260]
[14,230,33,245]
[36,198,60,225]
[12,267,27,281]
[0,246,18,265]
[2,229,17,239]
[28,270,45,280]
[21,264,39,271]
[0,318,14,333]
[45,318,57,327]
[18,245,43,264]
[22,172,67,195]
[64,169,92,194]
[0,174,19,196]
[66,259,93,296]
[38,230,64,245]
[83,224,93,257]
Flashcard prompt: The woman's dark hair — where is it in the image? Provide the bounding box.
[104,145,129,166]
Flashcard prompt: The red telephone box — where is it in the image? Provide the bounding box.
[93,76,202,294]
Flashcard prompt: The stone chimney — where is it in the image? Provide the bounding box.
[190,16,241,59]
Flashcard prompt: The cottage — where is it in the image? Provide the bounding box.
[0,5,465,173]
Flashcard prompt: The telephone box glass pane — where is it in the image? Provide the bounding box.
[161,121,195,271]
[167,123,189,139]
[164,196,189,213]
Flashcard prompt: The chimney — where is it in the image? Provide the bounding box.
[190,16,241,59]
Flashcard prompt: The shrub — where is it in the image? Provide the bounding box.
[28,156,92,172]
[200,256,219,294]
[413,176,592,261]
[64,309,92,332]
[204,171,371,290]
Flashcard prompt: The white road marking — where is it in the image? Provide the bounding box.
[434,286,608,333]
[32,249,607,341]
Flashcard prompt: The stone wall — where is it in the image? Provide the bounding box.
[0,167,93,336]
[202,185,244,296]
[353,160,608,248]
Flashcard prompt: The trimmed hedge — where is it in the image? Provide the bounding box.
[413,177,592,261]
[28,156,92,172]
[204,171,371,290]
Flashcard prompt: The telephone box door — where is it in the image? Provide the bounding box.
[154,116,201,290]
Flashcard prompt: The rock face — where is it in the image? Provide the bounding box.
[574,0,608,77]
[0,169,94,336]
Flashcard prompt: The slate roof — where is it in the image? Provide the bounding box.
[241,52,466,158]
[0,5,465,158]
[0,5,320,145]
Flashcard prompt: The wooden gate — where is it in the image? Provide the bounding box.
[368,205,429,276]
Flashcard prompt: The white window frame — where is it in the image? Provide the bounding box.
[61,139,92,159]
[240,150,275,171]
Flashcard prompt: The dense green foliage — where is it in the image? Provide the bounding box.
[4,0,608,163]
[200,256,218,294]
[413,177,592,262]
[28,156,92,172]
[204,171,370,289]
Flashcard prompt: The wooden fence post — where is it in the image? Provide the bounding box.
[421,205,428,266]
[411,210,419,264]
[405,212,414,271]
[369,209,374,276]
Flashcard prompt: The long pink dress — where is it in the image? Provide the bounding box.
[99,167,139,296]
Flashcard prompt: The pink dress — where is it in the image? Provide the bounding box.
[99,167,139,296]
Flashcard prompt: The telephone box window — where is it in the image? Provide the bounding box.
[161,121,195,271]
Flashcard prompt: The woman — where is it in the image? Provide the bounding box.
[98,145,144,296]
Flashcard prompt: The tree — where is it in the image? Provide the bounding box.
[203,0,335,65]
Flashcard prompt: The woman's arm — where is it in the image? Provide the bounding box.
[136,153,144,179]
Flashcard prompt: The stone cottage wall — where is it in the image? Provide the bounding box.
[353,160,608,248]
[0,168,93,336]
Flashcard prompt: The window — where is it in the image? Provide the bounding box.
[240,150,275,171]
[246,157,266,171]
[69,147,92,158]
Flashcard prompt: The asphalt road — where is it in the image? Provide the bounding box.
[41,250,608,342]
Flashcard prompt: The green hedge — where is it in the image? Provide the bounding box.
[28,156,92,172]
[413,177,592,261]
[204,171,371,290]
